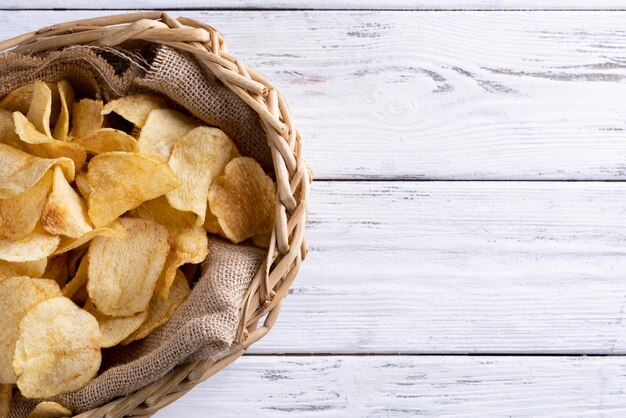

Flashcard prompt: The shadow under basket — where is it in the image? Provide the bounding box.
[0,11,310,418]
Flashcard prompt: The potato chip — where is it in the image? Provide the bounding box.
[69,99,103,138]
[0,277,61,384]
[52,80,74,141]
[84,300,147,348]
[208,157,276,243]
[74,170,90,199]
[166,127,238,226]
[122,269,190,345]
[67,246,88,277]
[0,109,24,150]
[42,254,69,287]
[0,143,74,199]
[13,296,102,398]
[53,220,127,255]
[26,80,53,136]
[203,207,224,235]
[14,112,87,171]
[138,108,196,161]
[102,94,166,128]
[27,401,72,418]
[72,128,139,154]
[62,254,88,300]
[0,83,34,114]
[88,217,170,317]
[0,226,60,262]
[133,197,208,298]
[41,166,93,238]
[0,259,47,281]
[0,384,11,417]
[0,169,53,241]
[86,152,181,227]
[252,233,272,249]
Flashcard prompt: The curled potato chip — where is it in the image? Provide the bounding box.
[53,219,127,255]
[166,127,238,226]
[86,152,181,227]
[88,217,170,317]
[0,169,53,241]
[122,269,190,345]
[13,296,102,398]
[0,109,23,150]
[0,226,60,262]
[102,94,166,128]
[0,259,47,281]
[0,83,34,114]
[14,112,87,170]
[138,108,196,161]
[0,143,74,199]
[52,80,74,141]
[72,128,139,154]
[134,197,208,298]
[0,384,11,417]
[28,401,72,418]
[203,206,223,235]
[41,166,93,238]
[84,300,147,348]
[208,157,276,243]
[70,99,103,138]
[74,170,90,199]
[26,80,53,136]
[0,277,60,384]
[62,254,88,300]
[42,254,69,287]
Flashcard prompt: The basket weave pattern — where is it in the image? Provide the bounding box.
[0,11,310,417]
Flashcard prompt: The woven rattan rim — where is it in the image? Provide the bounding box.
[0,11,310,417]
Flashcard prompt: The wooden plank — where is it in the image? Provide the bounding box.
[6,1,626,10]
[250,181,626,354]
[153,355,626,417]
[0,11,626,179]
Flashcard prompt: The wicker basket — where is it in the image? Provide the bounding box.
[0,11,310,417]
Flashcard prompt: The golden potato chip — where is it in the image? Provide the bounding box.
[26,80,53,136]
[208,157,276,243]
[122,269,189,345]
[0,277,61,384]
[138,108,196,161]
[0,226,60,262]
[102,94,166,128]
[72,128,139,154]
[86,152,181,227]
[84,300,147,348]
[166,127,238,226]
[88,217,170,317]
[41,166,93,238]
[67,246,88,276]
[53,220,127,255]
[0,384,11,417]
[13,296,102,398]
[252,233,272,249]
[0,83,34,114]
[62,255,87,299]
[0,259,47,281]
[0,143,74,199]
[0,169,53,241]
[0,109,23,150]
[203,206,223,235]
[74,170,90,199]
[52,80,74,141]
[133,197,208,298]
[42,254,69,287]
[28,401,72,418]
[69,99,103,138]
[14,112,87,170]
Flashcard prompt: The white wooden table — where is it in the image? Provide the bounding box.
[6,2,626,416]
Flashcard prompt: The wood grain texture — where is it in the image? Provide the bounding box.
[153,355,626,417]
[1,11,626,179]
[249,181,626,354]
[7,1,626,10]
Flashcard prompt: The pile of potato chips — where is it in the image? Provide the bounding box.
[0,80,276,415]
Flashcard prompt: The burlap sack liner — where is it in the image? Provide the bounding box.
[3,45,270,416]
